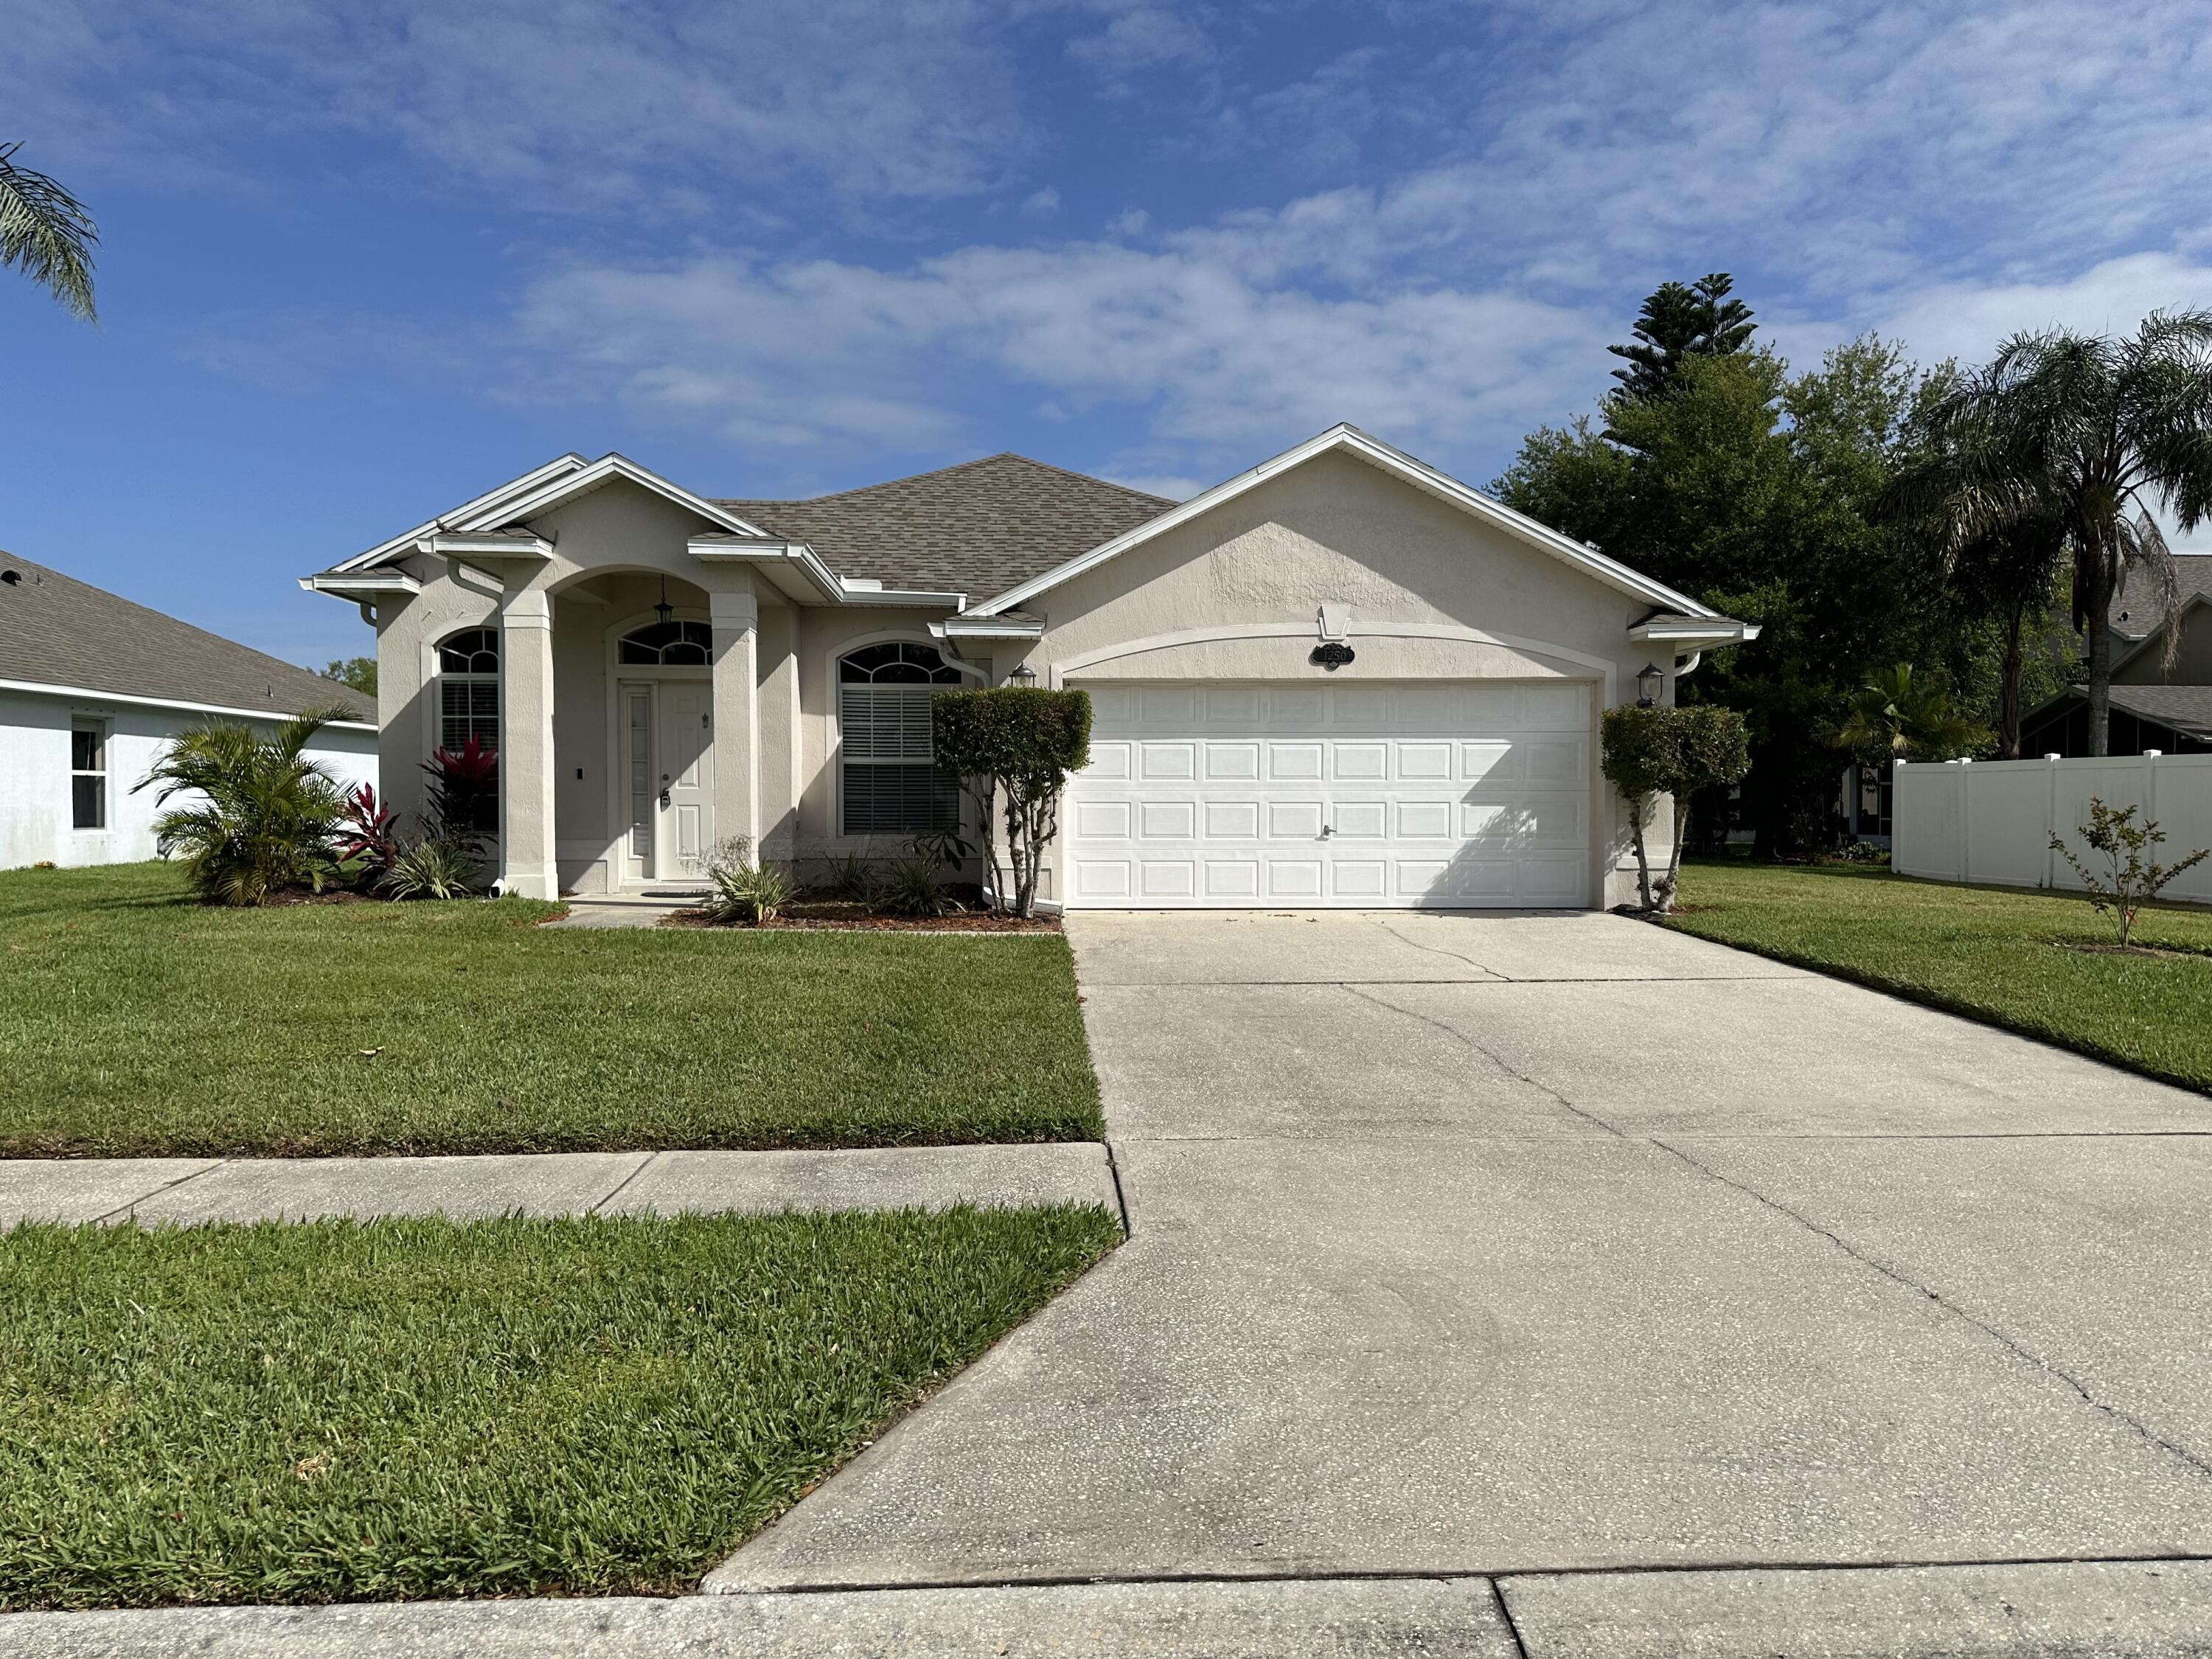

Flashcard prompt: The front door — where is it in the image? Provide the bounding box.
[657,680,714,880]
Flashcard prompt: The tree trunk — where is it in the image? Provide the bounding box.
[2083,543,2116,758]
[1661,797,1691,911]
[1997,592,2027,759]
[1627,795,1655,911]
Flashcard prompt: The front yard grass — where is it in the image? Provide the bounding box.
[1670,859,2212,1092]
[0,1204,1120,1609]
[0,863,1102,1158]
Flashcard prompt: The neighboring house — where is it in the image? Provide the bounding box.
[2021,554,2212,757]
[0,555,377,869]
[302,424,1753,909]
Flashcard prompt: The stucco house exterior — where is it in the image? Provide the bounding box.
[1,554,377,870]
[304,425,1753,909]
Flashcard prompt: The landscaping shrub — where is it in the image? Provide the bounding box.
[423,737,498,842]
[2051,799,2210,947]
[1601,703,1751,912]
[932,686,1091,917]
[701,836,790,925]
[135,712,352,907]
[378,834,481,901]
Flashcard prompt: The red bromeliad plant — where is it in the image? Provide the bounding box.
[423,737,498,843]
[337,784,401,873]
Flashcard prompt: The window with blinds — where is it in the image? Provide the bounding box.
[437,628,500,754]
[838,642,962,835]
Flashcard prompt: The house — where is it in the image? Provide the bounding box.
[1,555,377,869]
[302,424,1753,909]
[2020,555,2212,757]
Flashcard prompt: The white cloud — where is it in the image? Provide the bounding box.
[1023,186,1064,216]
[1,0,1028,206]
[510,226,1613,472]
[1865,252,2212,372]
[1060,1,1214,76]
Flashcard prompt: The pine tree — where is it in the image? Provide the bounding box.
[1607,273,1756,401]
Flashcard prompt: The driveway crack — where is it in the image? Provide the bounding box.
[1363,913,1509,978]
[1653,1137,2212,1484]
[1340,984,1630,1139]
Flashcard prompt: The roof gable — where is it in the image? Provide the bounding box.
[0,554,371,721]
[459,453,769,540]
[967,424,1725,621]
[717,453,1174,597]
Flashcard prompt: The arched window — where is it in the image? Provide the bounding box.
[839,641,963,835]
[618,619,713,666]
[436,627,499,754]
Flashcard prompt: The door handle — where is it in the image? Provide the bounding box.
[659,775,672,809]
[1320,824,1335,838]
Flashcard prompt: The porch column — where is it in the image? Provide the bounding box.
[498,582,560,899]
[709,577,760,856]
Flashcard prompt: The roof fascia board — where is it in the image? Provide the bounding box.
[1628,619,1761,645]
[968,424,1725,622]
[422,532,553,558]
[0,677,376,730]
[689,537,844,602]
[329,453,589,574]
[301,572,422,599]
[935,617,1045,639]
[461,454,771,539]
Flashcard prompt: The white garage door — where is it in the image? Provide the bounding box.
[1062,681,1593,909]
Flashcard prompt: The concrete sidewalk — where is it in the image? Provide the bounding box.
[9,1560,2212,1656]
[0,1143,1117,1226]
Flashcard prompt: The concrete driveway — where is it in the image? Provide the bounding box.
[715,910,2212,1638]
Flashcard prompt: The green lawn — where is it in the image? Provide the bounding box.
[0,863,1102,1158]
[1670,859,2212,1092]
[0,1204,1119,1609]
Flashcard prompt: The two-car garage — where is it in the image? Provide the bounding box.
[1060,680,1593,908]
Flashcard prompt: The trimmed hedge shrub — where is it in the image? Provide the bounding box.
[932,687,1093,917]
[1601,703,1750,911]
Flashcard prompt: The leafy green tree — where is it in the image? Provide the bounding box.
[2051,799,2209,947]
[1903,313,2212,755]
[1497,333,1950,857]
[1607,272,1756,403]
[931,686,1092,917]
[321,655,378,697]
[1935,514,2070,757]
[1601,703,1751,911]
[0,141,97,321]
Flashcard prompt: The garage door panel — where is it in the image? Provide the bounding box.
[1066,679,1591,908]
[1203,741,1260,780]
[1332,800,1388,838]
[1138,799,1197,840]
[1203,799,1261,838]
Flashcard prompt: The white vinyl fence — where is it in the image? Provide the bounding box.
[1893,752,2212,903]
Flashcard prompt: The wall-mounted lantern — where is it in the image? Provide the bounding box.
[1006,663,1037,686]
[1636,661,1664,706]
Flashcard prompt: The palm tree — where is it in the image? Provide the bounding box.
[1947,510,2070,758]
[1905,313,2212,755]
[1834,664,1989,764]
[0,140,97,321]
[136,713,350,905]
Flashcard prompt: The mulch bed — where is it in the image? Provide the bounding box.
[664,900,1060,933]
[257,888,377,908]
[2053,940,2212,961]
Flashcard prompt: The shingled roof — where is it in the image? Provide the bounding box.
[717,453,1175,597]
[0,554,370,722]
[2113,554,2212,639]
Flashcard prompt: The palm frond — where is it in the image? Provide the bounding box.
[0,142,97,322]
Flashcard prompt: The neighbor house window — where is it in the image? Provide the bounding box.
[839,641,962,835]
[619,619,713,665]
[437,627,500,754]
[70,720,107,830]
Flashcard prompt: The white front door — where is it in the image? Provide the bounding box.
[657,679,714,880]
[619,679,715,884]
[1061,680,1593,908]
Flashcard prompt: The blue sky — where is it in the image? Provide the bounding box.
[6,0,2212,668]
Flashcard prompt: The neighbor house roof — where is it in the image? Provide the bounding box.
[0,554,370,723]
[2025,682,2212,744]
[717,454,1176,597]
[2112,554,2212,640]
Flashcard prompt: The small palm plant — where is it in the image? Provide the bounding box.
[136,713,350,905]
[2051,799,2209,948]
